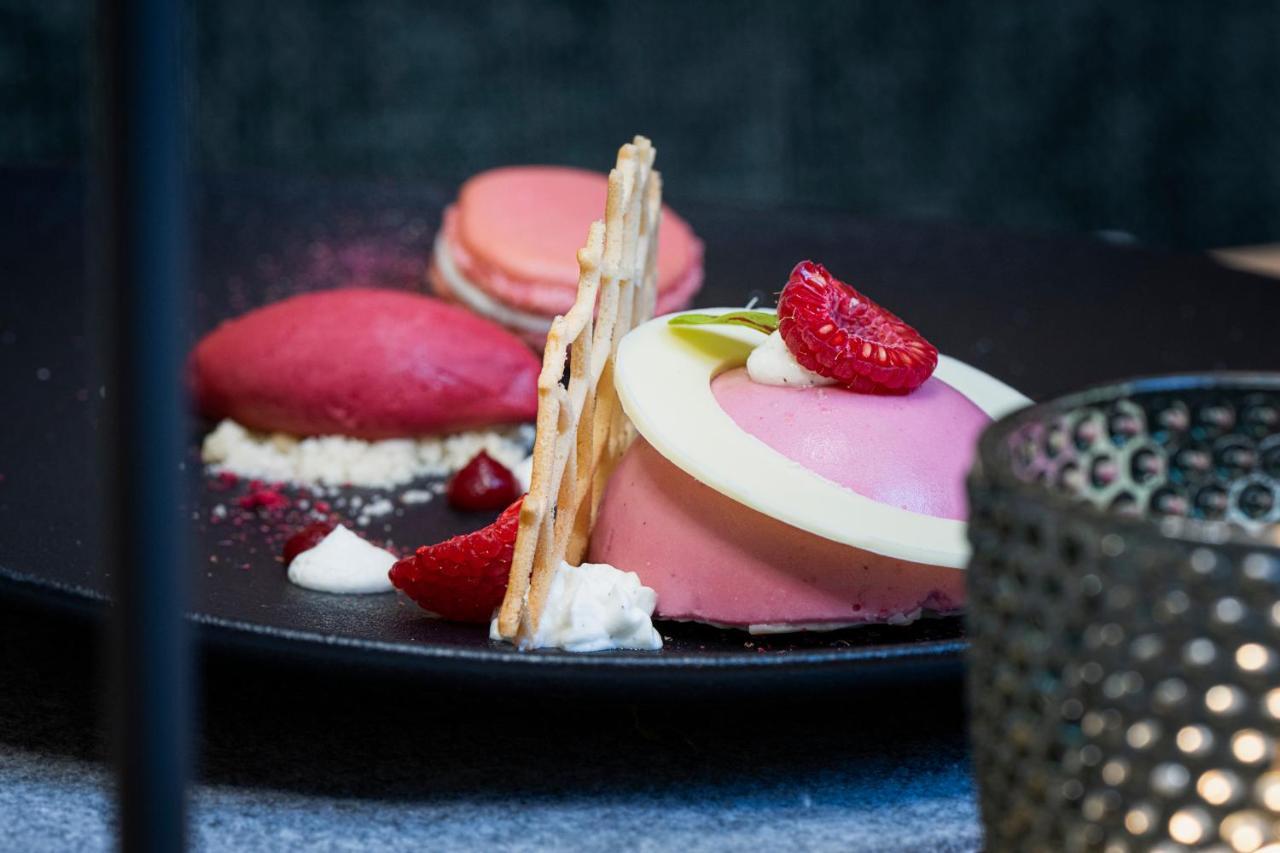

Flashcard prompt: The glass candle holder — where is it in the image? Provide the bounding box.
[966,374,1280,852]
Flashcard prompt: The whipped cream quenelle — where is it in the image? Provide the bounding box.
[745,330,836,388]
[490,561,663,652]
[287,525,396,594]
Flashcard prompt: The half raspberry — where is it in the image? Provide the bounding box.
[777,261,938,394]
[389,496,523,623]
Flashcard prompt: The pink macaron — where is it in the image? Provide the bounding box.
[429,166,704,346]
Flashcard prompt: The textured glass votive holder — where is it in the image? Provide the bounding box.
[966,374,1280,852]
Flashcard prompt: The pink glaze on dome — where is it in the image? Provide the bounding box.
[709,368,989,520]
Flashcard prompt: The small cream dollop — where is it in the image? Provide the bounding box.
[746,331,836,387]
[287,525,396,594]
[490,561,663,652]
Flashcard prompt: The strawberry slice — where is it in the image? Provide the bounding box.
[389,496,523,622]
[777,261,938,394]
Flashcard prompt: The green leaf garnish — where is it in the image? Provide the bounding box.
[667,310,779,335]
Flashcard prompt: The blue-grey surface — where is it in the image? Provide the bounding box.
[4,0,1280,247]
[0,597,980,851]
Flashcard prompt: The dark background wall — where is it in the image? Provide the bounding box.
[4,0,1279,248]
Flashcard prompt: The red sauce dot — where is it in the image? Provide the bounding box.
[448,451,520,511]
[238,488,291,511]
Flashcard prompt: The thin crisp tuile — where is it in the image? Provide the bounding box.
[496,136,661,646]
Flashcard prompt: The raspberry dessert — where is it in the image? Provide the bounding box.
[399,138,1026,648]
[584,261,1029,632]
[264,138,1024,653]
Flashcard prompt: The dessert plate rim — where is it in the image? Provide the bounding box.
[0,561,966,687]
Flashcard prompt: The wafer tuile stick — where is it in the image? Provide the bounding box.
[496,136,661,647]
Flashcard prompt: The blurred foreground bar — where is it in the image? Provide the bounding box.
[98,0,191,850]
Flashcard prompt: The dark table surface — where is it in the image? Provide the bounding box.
[2,167,1278,851]
[0,595,979,852]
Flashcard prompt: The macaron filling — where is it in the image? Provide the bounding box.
[431,230,556,335]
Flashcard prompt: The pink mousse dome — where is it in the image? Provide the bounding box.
[588,370,990,628]
[711,369,988,520]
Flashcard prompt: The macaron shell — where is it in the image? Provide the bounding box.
[447,166,703,315]
[191,288,540,439]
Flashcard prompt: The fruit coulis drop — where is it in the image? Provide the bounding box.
[447,451,520,511]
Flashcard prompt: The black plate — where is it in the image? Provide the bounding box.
[1,169,1276,689]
